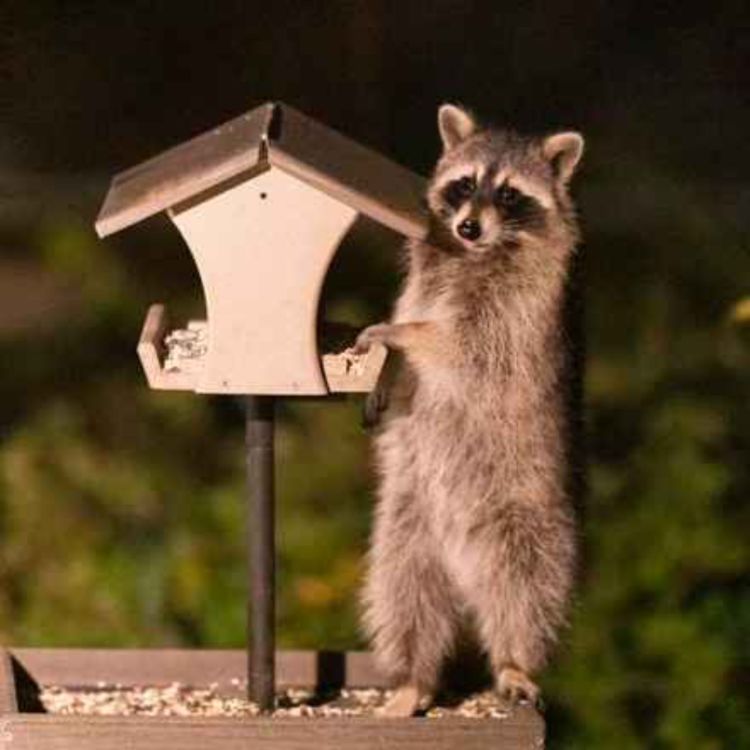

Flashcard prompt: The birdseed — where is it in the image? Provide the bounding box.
[322,347,369,378]
[40,684,514,719]
[163,322,208,374]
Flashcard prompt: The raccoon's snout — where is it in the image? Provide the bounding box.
[457,218,481,241]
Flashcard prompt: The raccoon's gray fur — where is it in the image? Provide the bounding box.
[354,105,584,715]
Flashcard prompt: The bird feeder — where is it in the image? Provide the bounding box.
[96,101,427,396]
[94,102,427,710]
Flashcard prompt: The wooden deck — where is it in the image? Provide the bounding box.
[0,648,545,749]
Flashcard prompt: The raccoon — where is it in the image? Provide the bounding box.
[353,104,584,716]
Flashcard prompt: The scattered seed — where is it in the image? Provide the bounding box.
[40,685,514,719]
[163,323,208,374]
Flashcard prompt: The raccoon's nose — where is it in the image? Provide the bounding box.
[457,218,481,241]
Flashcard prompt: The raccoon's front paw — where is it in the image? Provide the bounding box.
[497,668,541,707]
[352,323,390,354]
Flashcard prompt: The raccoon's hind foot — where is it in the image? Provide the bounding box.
[377,684,432,717]
[497,667,540,707]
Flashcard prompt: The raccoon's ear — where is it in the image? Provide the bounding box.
[438,104,477,150]
[543,132,585,183]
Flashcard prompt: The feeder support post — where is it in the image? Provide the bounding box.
[245,395,276,711]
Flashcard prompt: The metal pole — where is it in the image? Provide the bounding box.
[245,395,275,711]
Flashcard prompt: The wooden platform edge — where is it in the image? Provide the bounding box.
[0,711,544,750]
[0,648,18,713]
[9,648,387,692]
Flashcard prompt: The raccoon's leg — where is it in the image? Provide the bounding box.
[462,503,576,706]
[364,525,459,716]
[363,500,459,715]
[362,432,459,715]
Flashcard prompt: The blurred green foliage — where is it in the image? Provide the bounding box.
[0,157,748,750]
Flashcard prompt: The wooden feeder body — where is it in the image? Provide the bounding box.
[171,169,356,394]
[95,102,427,396]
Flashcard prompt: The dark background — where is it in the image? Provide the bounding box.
[1,3,748,747]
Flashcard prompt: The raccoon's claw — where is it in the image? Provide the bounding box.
[377,685,431,717]
[497,668,541,707]
[353,323,389,354]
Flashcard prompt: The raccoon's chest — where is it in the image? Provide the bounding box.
[394,274,454,324]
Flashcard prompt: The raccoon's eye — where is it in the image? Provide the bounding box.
[443,176,476,208]
[456,176,476,196]
[495,183,522,207]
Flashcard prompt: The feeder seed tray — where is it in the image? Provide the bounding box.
[0,648,545,749]
[138,305,387,394]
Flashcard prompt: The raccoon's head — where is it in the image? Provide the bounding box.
[426,104,584,256]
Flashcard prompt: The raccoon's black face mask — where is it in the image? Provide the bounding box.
[435,169,549,253]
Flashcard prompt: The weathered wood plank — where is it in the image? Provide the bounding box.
[0,649,18,713]
[10,649,386,693]
[1,710,544,750]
